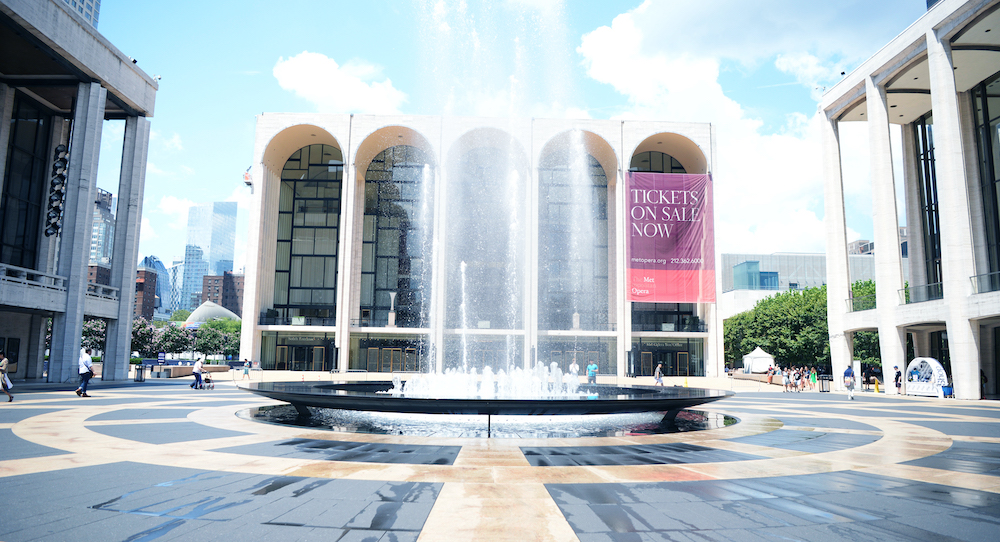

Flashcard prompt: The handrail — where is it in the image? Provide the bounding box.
[847,294,876,312]
[0,263,67,291]
[971,271,1000,294]
[899,282,943,304]
[86,282,119,300]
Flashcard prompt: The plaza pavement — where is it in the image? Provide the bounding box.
[1,371,999,541]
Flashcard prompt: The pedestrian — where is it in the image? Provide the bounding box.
[766,366,774,385]
[0,351,12,402]
[654,363,664,386]
[844,364,856,400]
[76,348,94,397]
[191,358,204,389]
[568,358,579,376]
[242,359,250,380]
[586,361,598,384]
[810,367,817,391]
[894,365,902,395]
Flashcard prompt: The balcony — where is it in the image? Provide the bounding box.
[971,271,1000,294]
[899,282,943,304]
[0,263,67,312]
[259,315,336,327]
[847,294,876,312]
[632,320,707,333]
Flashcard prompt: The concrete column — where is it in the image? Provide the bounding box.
[25,315,46,380]
[912,330,931,358]
[888,327,908,395]
[335,153,359,374]
[49,82,106,383]
[103,116,151,380]
[821,115,852,389]
[616,124,630,379]
[0,83,13,176]
[865,76,907,376]
[238,156,266,364]
[926,29,979,399]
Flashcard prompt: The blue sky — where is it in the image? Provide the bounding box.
[94,0,928,271]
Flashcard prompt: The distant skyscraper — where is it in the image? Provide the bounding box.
[89,188,115,265]
[139,255,171,320]
[62,0,99,28]
[168,260,185,313]
[179,202,237,310]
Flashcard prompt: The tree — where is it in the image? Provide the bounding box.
[851,280,881,366]
[169,310,191,322]
[158,324,192,355]
[221,331,241,359]
[81,318,107,352]
[194,326,225,358]
[723,286,830,369]
[202,318,241,335]
[131,318,160,358]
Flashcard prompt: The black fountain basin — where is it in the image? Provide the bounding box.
[245,381,733,416]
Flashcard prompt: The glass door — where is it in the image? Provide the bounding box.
[311,347,325,371]
[276,346,289,370]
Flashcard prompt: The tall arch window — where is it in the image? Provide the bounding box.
[445,146,526,330]
[537,149,609,330]
[1,93,51,268]
[973,70,1000,285]
[628,151,699,332]
[272,144,343,322]
[914,114,943,287]
[360,145,434,328]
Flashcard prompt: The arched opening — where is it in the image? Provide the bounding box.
[358,145,435,328]
[443,128,529,371]
[628,133,710,378]
[271,143,343,324]
[537,130,616,332]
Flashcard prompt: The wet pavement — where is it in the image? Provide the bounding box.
[1,379,998,541]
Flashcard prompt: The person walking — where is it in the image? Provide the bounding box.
[844,365,856,400]
[586,361,598,384]
[75,348,94,397]
[0,351,12,402]
[242,359,251,381]
[191,358,204,390]
[654,363,664,386]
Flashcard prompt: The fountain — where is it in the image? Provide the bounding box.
[243,1,732,435]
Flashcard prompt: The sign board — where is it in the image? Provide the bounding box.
[905,357,949,397]
[626,173,715,303]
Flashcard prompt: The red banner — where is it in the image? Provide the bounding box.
[626,173,715,303]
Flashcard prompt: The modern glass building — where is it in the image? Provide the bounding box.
[821,0,1000,399]
[180,201,237,311]
[241,116,719,379]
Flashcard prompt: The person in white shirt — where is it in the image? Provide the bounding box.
[191,358,204,389]
[75,348,93,397]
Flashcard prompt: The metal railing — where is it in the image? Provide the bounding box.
[847,294,876,312]
[899,282,943,304]
[971,271,1000,294]
[0,263,66,291]
[86,282,119,300]
[632,322,707,333]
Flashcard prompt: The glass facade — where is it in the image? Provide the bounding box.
[360,145,434,328]
[1,93,50,269]
[914,114,943,286]
[973,70,1000,279]
[537,149,610,331]
[536,336,617,377]
[273,144,343,322]
[349,333,432,372]
[260,331,334,371]
[630,337,704,377]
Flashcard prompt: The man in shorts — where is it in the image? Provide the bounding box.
[654,363,663,386]
[844,365,856,400]
[894,365,902,395]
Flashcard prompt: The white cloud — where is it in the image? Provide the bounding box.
[150,130,184,152]
[157,195,195,231]
[273,52,408,114]
[579,4,828,254]
[139,217,157,243]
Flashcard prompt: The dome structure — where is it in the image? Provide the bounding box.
[183,301,240,329]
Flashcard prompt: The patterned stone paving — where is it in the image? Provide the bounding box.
[1,379,999,541]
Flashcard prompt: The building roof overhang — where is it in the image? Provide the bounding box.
[822,0,1000,125]
[0,0,157,119]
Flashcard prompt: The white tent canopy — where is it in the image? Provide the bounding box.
[742,347,775,374]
